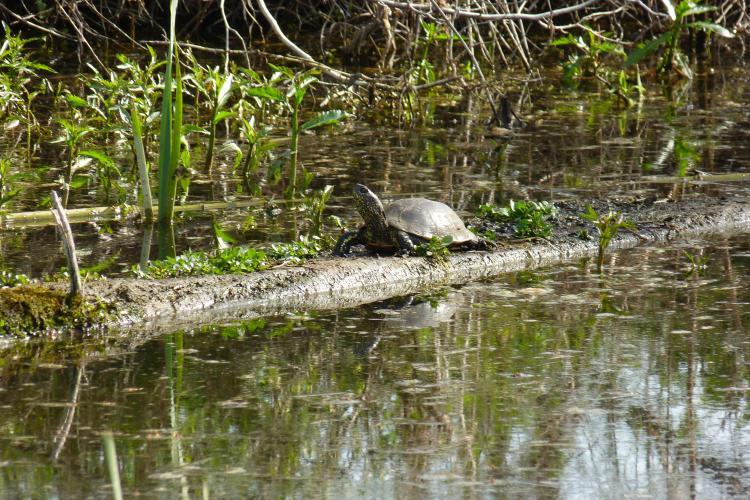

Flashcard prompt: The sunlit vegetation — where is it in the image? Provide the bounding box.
[137,235,328,278]
[580,206,637,271]
[415,235,454,261]
[0,0,745,291]
[478,200,557,239]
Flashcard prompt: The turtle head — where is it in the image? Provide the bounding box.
[353,184,387,230]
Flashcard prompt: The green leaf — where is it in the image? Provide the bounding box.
[65,94,88,108]
[301,110,350,131]
[182,124,207,135]
[213,222,237,249]
[246,86,284,102]
[267,63,294,79]
[216,74,234,108]
[624,32,672,67]
[212,110,234,124]
[686,21,735,38]
[548,34,580,47]
[678,4,716,18]
[79,150,115,168]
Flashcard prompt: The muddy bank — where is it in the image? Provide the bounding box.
[74,194,750,333]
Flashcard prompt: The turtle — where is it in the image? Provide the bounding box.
[334,184,490,256]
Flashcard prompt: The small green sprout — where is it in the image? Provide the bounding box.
[416,235,453,261]
[581,205,636,271]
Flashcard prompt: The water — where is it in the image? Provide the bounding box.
[2,236,750,498]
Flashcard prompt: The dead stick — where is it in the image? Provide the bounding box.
[50,191,83,297]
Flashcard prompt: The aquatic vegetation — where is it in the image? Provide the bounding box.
[581,205,636,271]
[0,158,21,211]
[683,249,709,275]
[192,64,234,172]
[478,200,556,239]
[625,0,735,78]
[138,247,269,278]
[0,23,53,124]
[139,233,333,278]
[302,184,334,238]
[415,235,453,261]
[269,235,328,265]
[0,269,30,287]
[157,0,182,223]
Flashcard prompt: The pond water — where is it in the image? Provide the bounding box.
[2,59,750,498]
[2,235,750,498]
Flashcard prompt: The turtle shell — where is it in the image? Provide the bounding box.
[385,198,477,244]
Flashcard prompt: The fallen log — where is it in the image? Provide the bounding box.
[3,194,750,336]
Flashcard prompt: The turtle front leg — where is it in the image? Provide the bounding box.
[334,228,364,256]
[394,230,417,256]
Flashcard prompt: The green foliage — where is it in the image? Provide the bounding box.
[0,269,30,287]
[415,235,453,260]
[302,184,334,238]
[0,22,53,122]
[268,235,327,265]
[478,200,557,238]
[625,0,735,78]
[301,110,351,131]
[581,205,636,270]
[139,247,269,278]
[0,158,22,211]
[157,0,182,223]
[138,233,330,278]
[673,138,700,176]
[683,249,708,275]
[550,30,624,87]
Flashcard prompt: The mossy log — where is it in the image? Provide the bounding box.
[2,195,750,336]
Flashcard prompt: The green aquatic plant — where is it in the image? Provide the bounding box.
[197,66,234,172]
[52,118,94,205]
[0,158,22,212]
[138,233,331,278]
[0,22,53,122]
[549,29,625,88]
[478,200,557,239]
[266,65,350,197]
[581,205,636,271]
[302,184,334,238]
[415,235,453,261]
[130,103,153,219]
[269,235,327,265]
[625,0,735,79]
[683,250,708,275]
[236,116,276,178]
[157,0,183,223]
[138,247,269,279]
[0,269,30,287]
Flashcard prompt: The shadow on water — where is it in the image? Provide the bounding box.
[3,234,750,498]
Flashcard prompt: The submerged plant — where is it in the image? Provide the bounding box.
[581,205,636,271]
[683,249,708,275]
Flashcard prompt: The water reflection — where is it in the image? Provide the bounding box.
[2,236,750,497]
